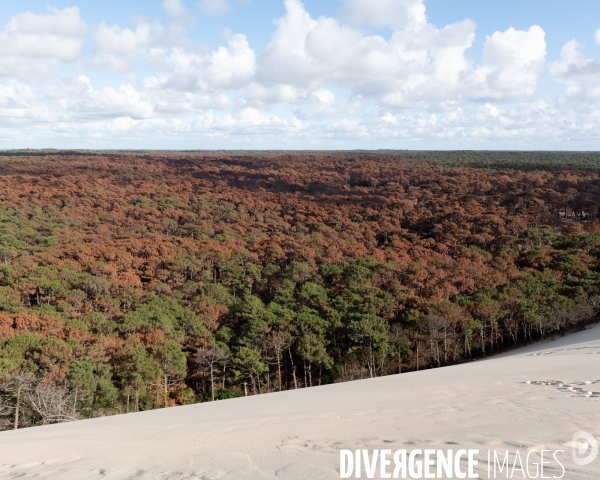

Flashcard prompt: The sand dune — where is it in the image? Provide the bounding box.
[1,326,599,479]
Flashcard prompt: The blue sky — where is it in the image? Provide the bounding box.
[0,0,599,149]
[1,1,597,57]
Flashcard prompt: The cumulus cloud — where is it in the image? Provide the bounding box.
[3,6,86,40]
[90,21,163,71]
[240,83,343,118]
[164,0,187,16]
[0,0,598,149]
[240,83,305,106]
[45,73,236,122]
[0,80,36,114]
[155,33,255,92]
[256,0,544,107]
[550,40,597,79]
[198,0,232,16]
[549,39,600,102]
[0,7,86,80]
[378,20,477,106]
[54,77,155,120]
[163,0,195,26]
[209,34,256,88]
[340,0,426,30]
[469,26,546,101]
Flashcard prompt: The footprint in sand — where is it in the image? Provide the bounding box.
[525,380,600,398]
[530,347,600,356]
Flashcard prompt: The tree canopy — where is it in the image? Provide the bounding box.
[0,150,599,429]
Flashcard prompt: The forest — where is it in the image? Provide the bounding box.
[1,150,600,429]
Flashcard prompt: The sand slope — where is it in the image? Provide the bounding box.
[1,326,599,479]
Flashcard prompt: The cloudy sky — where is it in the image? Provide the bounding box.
[1,0,600,149]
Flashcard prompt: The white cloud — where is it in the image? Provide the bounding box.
[156,33,255,91]
[164,0,187,16]
[91,21,163,72]
[379,20,477,106]
[209,34,256,88]
[0,0,598,149]
[469,26,546,101]
[4,6,86,39]
[0,80,35,112]
[239,83,347,118]
[549,39,600,102]
[314,89,335,104]
[0,7,86,80]
[240,83,308,106]
[45,73,236,122]
[549,40,595,79]
[3,88,600,149]
[595,29,600,45]
[340,0,426,30]
[257,0,544,107]
[163,0,195,26]
[45,75,154,120]
[198,0,231,16]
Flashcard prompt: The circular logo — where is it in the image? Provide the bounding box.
[572,432,599,466]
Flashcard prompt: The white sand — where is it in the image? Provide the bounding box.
[1,325,599,479]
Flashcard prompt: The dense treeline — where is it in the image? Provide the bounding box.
[1,151,600,430]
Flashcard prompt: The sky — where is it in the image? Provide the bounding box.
[0,0,600,150]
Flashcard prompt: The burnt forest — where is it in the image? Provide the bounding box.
[1,150,600,429]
